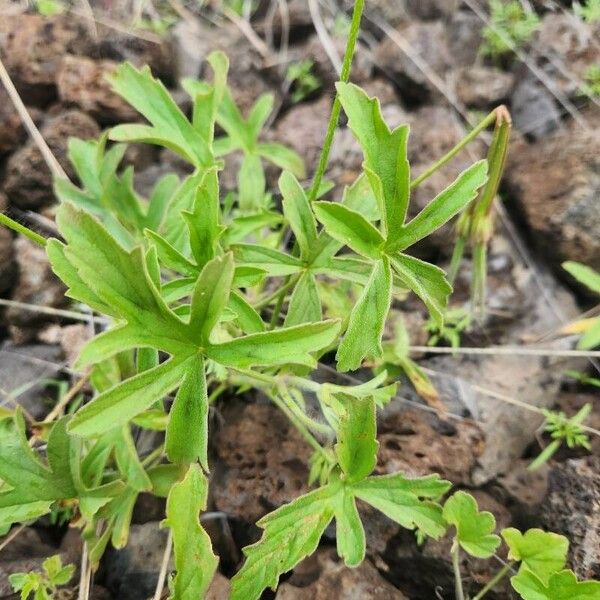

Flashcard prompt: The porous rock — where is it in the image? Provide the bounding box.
[57,55,139,124]
[505,118,600,271]
[541,457,600,579]
[3,109,100,211]
[374,21,451,106]
[454,66,514,109]
[5,238,66,340]
[510,76,561,140]
[276,547,408,599]
[0,14,91,106]
[212,401,311,523]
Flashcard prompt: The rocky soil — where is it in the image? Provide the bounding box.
[0,1,599,598]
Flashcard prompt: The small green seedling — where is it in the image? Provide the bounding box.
[286,59,322,104]
[565,369,600,389]
[33,0,64,16]
[481,0,540,59]
[426,307,471,349]
[9,555,75,600]
[574,0,600,23]
[579,64,600,98]
[561,261,600,349]
[528,404,592,471]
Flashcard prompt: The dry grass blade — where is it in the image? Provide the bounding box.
[152,529,173,600]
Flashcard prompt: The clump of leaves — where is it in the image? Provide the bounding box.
[0,1,598,597]
[286,59,322,103]
[481,0,540,59]
[561,261,600,349]
[574,0,600,23]
[578,65,600,98]
[426,307,471,349]
[9,555,75,600]
[528,404,592,471]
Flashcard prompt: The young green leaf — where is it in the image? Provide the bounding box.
[230,486,337,600]
[391,160,488,251]
[333,394,378,483]
[352,473,450,539]
[280,171,318,260]
[163,464,219,600]
[284,271,322,326]
[332,487,365,567]
[336,258,392,372]
[165,355,209,468]
[563,261,600,295]
[108,63,212,168]
[206,320,340,368]
[336,82,410,241]
[502,527,568,583]
[313,201,385,261]
[511,569,600,600]
[443,491,501,558]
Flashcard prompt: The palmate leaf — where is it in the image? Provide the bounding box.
[108,63,212,168]
[511,569,600,600]
[231,394,451,600]
[336,82,409,241]
[502,528,569,584]
[163,464,218,600]
[336,258,392,372]
[443,491,501,558]
[50,204,339,443]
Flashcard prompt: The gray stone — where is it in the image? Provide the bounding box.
[454,66,514,109]
[511,77,561,140]
[0,342,64,420]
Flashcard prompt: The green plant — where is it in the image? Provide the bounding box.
[574,0,600,23]
[481,0,540,59]
[286,59,322,103]
[565,369,600,388]
[528,404,592,471]
[426,307,471,348]
[33,0,64,16]
[9,555,75,600]
[0,1,598,598]
[561,261,600,349]
[579,64,600,98]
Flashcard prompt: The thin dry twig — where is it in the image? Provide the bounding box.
[43,370,91,423]
[0,57,68,180]
[308,0,342,75]
[78,542,91,600]
[0,524,26,554]
[223,6,271,59]
[152,529,173,600]
[409,345,600,358]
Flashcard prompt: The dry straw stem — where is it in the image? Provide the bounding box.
[43,370,91,423]
[152,529,173,600]
[0,57,68,180]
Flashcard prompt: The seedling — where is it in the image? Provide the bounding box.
[481,0,540,59]
[578,64,600,98]
[426,307,471,349]
[574,0,600,23]
[286,59,322,103]
[9,555,75,600]
[528,404,592,471]
[0,1,598,598]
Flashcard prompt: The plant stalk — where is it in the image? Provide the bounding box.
[472,563,513,600]
[410,109,497,190]
[308,0,365,202]
[0,213,47,247]
[452,543,465,600]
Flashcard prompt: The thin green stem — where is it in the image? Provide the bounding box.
[452,543,465,600]
[308,0,365,202]
[269,282,288,328]
[269,391,331,462]
[0,213,47,247]
[410,109,497,190]
[472,563,513,600]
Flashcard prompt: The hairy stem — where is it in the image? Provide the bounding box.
[472,563,513,600]
[452,543,465,600]
[410,109,498,190]
[0,213,47,247]
[308,0,365,202]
